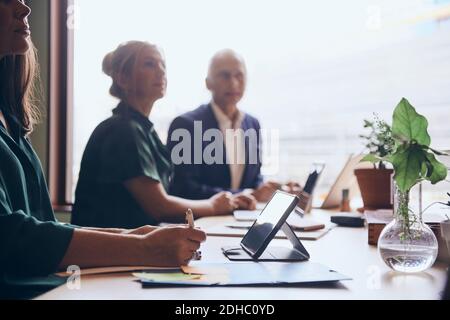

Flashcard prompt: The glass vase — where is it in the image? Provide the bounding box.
[378,184,438,273]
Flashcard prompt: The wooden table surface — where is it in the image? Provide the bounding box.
[36,210,449,300]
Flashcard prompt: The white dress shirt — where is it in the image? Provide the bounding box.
[211,102,246,191]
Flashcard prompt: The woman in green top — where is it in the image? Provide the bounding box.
[72,41,257,229]
[0,0,205,299]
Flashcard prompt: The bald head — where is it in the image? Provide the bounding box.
[207,49,247,80]
[206,49,247,109]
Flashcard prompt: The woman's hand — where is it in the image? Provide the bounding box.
[138,226,207,267]
[209,192,236,215]
[122,225,158,236]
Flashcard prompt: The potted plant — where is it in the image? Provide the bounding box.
[355,116,395,210]
[364,98,448,273]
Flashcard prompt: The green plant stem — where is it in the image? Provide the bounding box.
[396,189,413,241]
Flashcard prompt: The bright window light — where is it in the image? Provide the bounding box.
[72,0,450,203]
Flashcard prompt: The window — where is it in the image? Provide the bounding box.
[66,0,450,206]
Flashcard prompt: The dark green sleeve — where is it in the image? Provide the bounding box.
[98,122,162,184]
[0,187,74,277]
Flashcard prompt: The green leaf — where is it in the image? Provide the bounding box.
[391,146,425,192]
[384,154,394,164]
[424,152,448,184]
[392,98,431,147]
[363,120,373,128]
[361,154,382,164]
[421,161,430,179]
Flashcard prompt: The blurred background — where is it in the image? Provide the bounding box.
[57,0,450,206]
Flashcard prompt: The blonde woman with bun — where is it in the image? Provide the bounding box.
[0,1,205,299]
[72,41,256,229]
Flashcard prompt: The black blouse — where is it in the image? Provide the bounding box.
[72,102,174,229]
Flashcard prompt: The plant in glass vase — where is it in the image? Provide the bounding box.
[364,98,448,273]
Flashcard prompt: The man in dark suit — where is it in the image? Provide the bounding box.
[167,50,298,203]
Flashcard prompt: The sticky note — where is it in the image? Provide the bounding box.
[132,272,201,282]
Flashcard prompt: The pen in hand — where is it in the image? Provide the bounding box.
[186,209,202,261]
[186,208,195,228]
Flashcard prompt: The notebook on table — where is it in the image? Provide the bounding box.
[135,262,351,287]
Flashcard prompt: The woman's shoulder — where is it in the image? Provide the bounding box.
[93,114,138,135]
[88,114,146,146]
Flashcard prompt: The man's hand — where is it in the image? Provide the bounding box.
[280,181,310,210]
[251,181,282,202]
[232,193,257,210]
[282,181,302,194]
[252,180,306,203]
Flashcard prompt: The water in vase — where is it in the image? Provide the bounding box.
[379,244,438,273]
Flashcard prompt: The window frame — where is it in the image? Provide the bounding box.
[48,0,74,211]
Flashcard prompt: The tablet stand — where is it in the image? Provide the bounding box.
[222,222,310,262]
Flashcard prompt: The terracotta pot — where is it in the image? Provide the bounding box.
[354,168,393,210]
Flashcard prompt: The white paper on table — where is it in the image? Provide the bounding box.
[234,210,261,221]
[256,202,268,210]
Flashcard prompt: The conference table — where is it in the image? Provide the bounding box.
[36,209,448,300]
